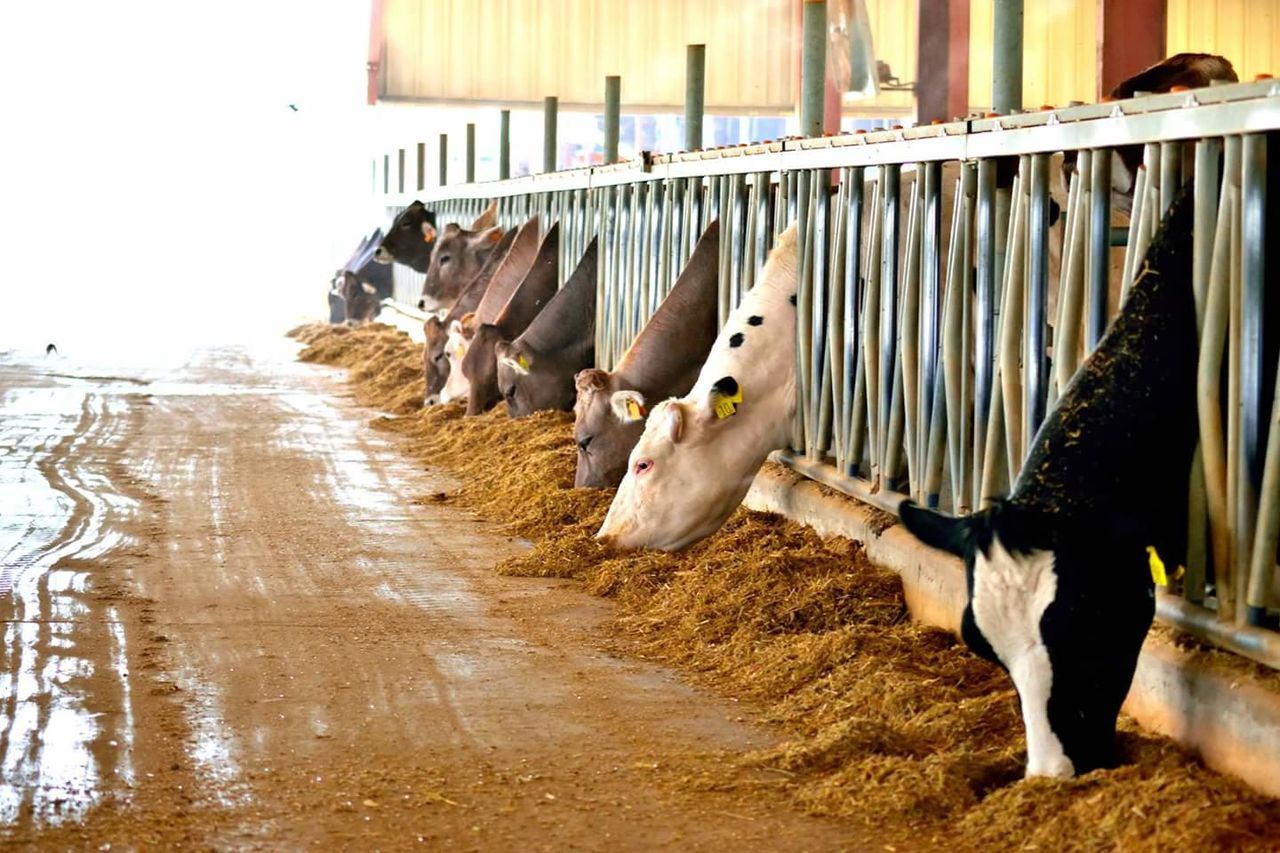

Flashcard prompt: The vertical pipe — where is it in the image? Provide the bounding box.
[1241,133,1267,623]
[544,96,559,173]
[438,133,448,186]
[604,76,621,164]
[920,162,943,487]
[397,148,405,194]
[992,0,1024,114]
[685,45,706,151]
[499,110,511,179]
[383,153,390,193]
[1161,140,1182,216]
[465,123,476,183]
[1087,147,1112,349]
[801,0,827,138]
[843,169,865,476]
[416,142,426,191]
[1024,153,1050,446]
[879,165,901,481]
[974,159,997,507]
[371,158,377,194]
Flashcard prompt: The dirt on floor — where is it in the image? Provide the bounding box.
[293,321,1280,851]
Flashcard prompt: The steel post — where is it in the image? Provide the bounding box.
[801,0,827,138]
[604,76,621,164]
[544,96,559,173]
[992,0,1023,114]
[499,110,511,179]
[438,133,448,186]
[465,123,475,183]
[684,45,705,151]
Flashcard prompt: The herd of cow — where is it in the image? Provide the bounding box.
[322,54,1248,788]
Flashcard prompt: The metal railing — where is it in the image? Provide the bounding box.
[381,78,1280,669]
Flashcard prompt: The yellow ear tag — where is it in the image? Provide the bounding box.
[713,387,744,420]
[626,400,643,421]
[453,344,466,360]
[1147,546,1169,587]
[517,353,530,370]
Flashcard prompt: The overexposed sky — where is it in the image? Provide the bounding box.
[0,1,381,354]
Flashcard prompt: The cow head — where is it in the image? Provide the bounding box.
[339,272,380,325]
[494,340,575,418]
[898,499,1157,779]
[422,314,451,405]
[440,315,475,404]
[572,369,646,488]
[374,202,438,273]
[419,223,505,310]
[595,376,778,552]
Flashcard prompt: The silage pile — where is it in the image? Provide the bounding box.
[290,321,1280,850]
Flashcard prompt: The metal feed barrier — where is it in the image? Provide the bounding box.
[381,79,1280,670]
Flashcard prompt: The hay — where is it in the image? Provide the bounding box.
[293,321,1280,850]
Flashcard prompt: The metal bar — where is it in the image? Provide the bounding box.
[383,153,390,193]
[1055,158,1088,389]
[1241,132,1268,623]
[604,76,621,165]
[416,142,426,191]
[438,133,448,186]
[973,159,997,507]
[544,96,559,173]
[800,0,827,138]
[1000,171,1026,474]
[879,165,901,484]
[919,162,942,498]
[1024,153,1050,447]
[1160,139,1181,215]
[843,168,866,476]
[397,148,405,193]
[900,177,923,495]
[685,45,705,152]
[795,170,814,453]
[862,177,883,483]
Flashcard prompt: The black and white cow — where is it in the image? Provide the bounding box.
[898,187,1198,777]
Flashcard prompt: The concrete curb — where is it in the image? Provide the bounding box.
[744,462,1280,798]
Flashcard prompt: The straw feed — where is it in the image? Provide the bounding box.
[291,321,1280,850]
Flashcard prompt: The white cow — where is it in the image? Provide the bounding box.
[596,225,799,551]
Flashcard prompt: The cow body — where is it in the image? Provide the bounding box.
[596,225,799,551]
[462,224,561,416]
[899,187,1198,778]
[573,222,721,487]
[496,239,599,418]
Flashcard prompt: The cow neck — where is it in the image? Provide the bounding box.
[615,220,721,394]
[496,224,560,339]
[475,216,542,324]
[516,238,598,357]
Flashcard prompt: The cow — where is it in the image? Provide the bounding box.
[896,188,1198,779]
[407,203,503,310]
[573,221,721,488]
[1066,53,1236,214]
[338,270,382,325]
[462,224,561,416]
[329,232,374,323]
[372,201,442,273]
[440,217,543,405]
[423,227,518,406]
[495,238,599,418]
[596,225,799,551]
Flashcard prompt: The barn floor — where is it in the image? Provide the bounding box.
[0,340,870,850]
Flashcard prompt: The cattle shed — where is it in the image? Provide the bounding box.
[359,0,1280,814]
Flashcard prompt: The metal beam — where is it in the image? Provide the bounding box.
[685,45,705,151]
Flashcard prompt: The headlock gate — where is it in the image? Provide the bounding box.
[382,78,1280,670]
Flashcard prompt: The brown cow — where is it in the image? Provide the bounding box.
[496,238,599,417]
[462,224,561,416]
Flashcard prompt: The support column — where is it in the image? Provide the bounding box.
[543,96,559,172]
[499,110,511,179]
[993,0,1023,114]
[465,122,476,183]
[604,75,621,164]
[917,0,970,123]
[438,133,447,186]
[800,0,826,138]
[1097,0,1166,98]
[684,45,705,151]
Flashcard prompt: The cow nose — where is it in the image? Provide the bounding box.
[417,300,426,310]
[424,394,440,406]
[577,435,592,453]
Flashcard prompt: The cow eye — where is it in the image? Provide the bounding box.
[434,353,447,364]
[634,458,654,476]
[439,254,452,265]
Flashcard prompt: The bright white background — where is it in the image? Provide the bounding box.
[0,1,383,357]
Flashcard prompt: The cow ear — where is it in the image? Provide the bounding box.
[421,221,437,243]
[470,226,503,248]
[898,501,971,557]
[699,376,743,422]
[575,368,608,393]
[610,390,647,423]
[360,282,378,295]
[471,200,498,231]
[496,342,530,375]
[662,401,685,444]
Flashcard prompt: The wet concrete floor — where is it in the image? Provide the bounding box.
[0,339,856,850]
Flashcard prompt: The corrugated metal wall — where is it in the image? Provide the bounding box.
[379,0,1280,118]
[381,0,799,110]
[1167,0,1280,82]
